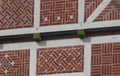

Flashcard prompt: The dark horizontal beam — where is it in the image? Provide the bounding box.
[86,27,120,32]
[0,26,119,41]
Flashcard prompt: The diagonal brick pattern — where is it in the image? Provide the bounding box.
[0,0,34,30]
[91,43,120,76]
[40,0,78,26]
[85,0,103,22]
[94,0,120,22]
[0,49,30,76]
[37,45,84,75]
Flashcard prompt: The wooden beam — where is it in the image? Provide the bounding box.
[86,0,112,23]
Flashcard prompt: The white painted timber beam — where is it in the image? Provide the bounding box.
[30,47,37,76]
[78,0,85,24]
[86,0,112,23]
[83,20,120,29]
[34,0,40,28]
[1,34,120,51]
[0,20,120,36]
[84,44,91,76]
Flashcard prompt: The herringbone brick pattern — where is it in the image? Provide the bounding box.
[37,45,84,75]
[0,0,34,30]
[85,0,103,22]
[40,0,78,26]
[0,49,30,76]
[95,0,120,21]
[91,43,120,76]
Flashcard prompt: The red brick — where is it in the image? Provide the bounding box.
[102,43,112,54]
[92,55,101,65]
[94,0,120,22]
[112,64,120,75]
[37,45,84,75]
[102,54,113,65]
[91,65,101,76]
[91,42,120,76]
[0,50,30,76]
[0,0,34,30]
[40,0,78,26]
[102,65,112,75]
[85,0,103,22]
[113,53,120,64]
[92,44,102,55]
[113,42,120,53]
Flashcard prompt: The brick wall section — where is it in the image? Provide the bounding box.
[0,49,30,76]
[91,43,120,76]
[0,0,34,30]
[40,0,78,26]
[94,0,120,22]
[37,45,84,75]
[85,0,103,22]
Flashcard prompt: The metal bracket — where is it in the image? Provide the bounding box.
[77,30,86,38]
[33,33,41,41]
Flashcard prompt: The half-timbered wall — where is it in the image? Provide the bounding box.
[0,0,120,76]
